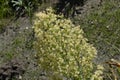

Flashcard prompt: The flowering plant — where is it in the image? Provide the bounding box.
[34,8,97,79]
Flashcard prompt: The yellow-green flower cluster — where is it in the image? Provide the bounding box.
[91,65,104,80]
[33,8,97,79]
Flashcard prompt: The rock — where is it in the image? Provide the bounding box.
[0,60,25,80]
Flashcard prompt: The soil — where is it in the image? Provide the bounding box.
[0,17,38,80]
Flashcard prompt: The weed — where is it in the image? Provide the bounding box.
[34,8,97,80]
[0,0,12,19]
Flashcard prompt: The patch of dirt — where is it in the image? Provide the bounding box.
[0,17,37,79]
[81,0,102,13]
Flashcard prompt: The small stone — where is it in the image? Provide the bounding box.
[18,75,22,80]
[26,27,29,29]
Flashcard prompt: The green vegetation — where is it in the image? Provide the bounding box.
[76,0,120,56]
[0,0,12,32]
[73,0,120,79]
[33,8,98,80]
[0,0,54,32]
[0,0,12,19]
[55,0,87,17]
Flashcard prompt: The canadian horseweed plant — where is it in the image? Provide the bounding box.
[33,8,103,80]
